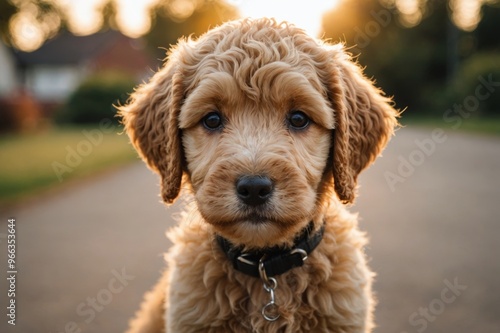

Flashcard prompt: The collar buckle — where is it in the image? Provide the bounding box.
[290,248,308,262]
[237,253,258,266]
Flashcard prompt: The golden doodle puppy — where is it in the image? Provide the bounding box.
[120,18,398,333]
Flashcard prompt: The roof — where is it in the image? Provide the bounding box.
[12,30,126,66]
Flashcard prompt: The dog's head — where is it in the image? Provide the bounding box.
[120,18,398,248]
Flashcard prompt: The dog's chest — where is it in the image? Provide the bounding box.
[166,228,343,332]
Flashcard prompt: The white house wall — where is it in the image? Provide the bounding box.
[26,65,85,102]
[0,42,17,97]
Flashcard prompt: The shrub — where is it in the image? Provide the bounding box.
[57,71,136,124]
[446,53,500,117]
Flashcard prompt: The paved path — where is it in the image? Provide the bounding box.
[1,127,499,333]
[354,127,500,333]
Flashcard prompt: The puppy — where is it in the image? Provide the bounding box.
[120,18,398,333]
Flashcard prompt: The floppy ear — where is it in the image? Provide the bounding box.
[327,47,399,204]
[119,58,184,204]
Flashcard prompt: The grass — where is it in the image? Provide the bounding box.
[0,125,138,207]
[400,115,500,136]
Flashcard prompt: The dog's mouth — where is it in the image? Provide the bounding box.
[244,213,274,224]
[218,215,278,228]
[207,203,306,229]
[211,211,285,228]
[211,211,313,249]
[236,206,290,226]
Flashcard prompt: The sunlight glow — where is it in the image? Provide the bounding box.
[9,2,61,52]
[63,0,103,36]
[9,11,45,52]
[233,0,339,38]
[10,0,493,52]
[450,0,483,31]
[165,0,199,21]
[388,0,488,31]
[115,0,156,38]
[395,0,422,27]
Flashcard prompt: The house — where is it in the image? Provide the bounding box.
[11,30,156,103]
[0,30,156,132]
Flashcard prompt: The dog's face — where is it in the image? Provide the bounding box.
[180,69,333,247]
[120,18,398,248]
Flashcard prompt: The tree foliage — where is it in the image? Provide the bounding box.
[322,0,500,116]
[3,0,499,117]
[0,0,18,44]
[1,0,238,54]
[57,71,136,124]
[1,0,64,48]
[146,0,238,59]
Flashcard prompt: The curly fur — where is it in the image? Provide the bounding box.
[119,18,399,333]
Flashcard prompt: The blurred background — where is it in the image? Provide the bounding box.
[0,0,499,206]
[0,0,499,332]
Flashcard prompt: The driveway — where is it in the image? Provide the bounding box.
[355,127,500,333]
[1,126,499,332]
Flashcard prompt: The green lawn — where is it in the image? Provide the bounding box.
[400,116,500,136]
[0,125,138,207]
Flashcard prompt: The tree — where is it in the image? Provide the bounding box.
[472,2,500,53]
[1,0,63,50]
[1,0,238,53]
[145,0,239,59]
[0,0,18,44]
[321,0,500,115]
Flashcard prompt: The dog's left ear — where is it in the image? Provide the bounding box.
[118,58,185,204]
[325,46,399,204]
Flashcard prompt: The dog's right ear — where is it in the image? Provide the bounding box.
[118,59,184,204]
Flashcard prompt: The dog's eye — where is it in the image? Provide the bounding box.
[288,111,310,130]
[202,112,223,130]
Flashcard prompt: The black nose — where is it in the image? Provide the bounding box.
[236,176,274,206]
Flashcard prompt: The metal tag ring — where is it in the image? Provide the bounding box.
[263,277,277,292]
[290,248,308,261]
[262,302,280,322]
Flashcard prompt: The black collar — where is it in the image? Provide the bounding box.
[216,222,325,279]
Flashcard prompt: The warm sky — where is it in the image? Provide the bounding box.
[9,0,486,52]
[64,0,340,38]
